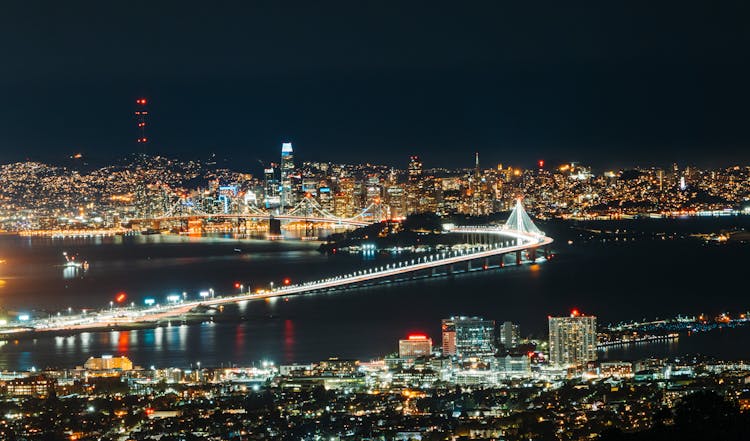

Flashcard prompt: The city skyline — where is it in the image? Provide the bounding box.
[2,3,750,168]
[2,3,750,440]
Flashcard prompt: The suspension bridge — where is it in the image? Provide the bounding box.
[19,200,553,333]
[128,195,384,231]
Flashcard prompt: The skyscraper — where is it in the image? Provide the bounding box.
[500,321,520,349]
[443,316,496,358]
[280,142,295,209]
[407,155,423,213]
[548,311,597,367]
[264,165,280,209]
[441,318,457,356]
[407,156,422,182]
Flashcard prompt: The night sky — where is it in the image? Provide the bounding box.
[2,1,749,170]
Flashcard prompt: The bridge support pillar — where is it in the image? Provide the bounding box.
[448,264,454,275]
[431,267,437,277]
[516,250,522,265]
[484,257,489,269]
[544,246,550,259]
[268,218,282,236]
[467,260,472,271]
[529,247,537,263]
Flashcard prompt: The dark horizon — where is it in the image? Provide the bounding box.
[2,1,749,170]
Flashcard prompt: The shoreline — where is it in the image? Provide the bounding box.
[1,311,218,341]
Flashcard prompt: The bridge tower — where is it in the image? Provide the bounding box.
[504,198,543,235]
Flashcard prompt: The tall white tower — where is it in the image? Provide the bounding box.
[280,142,295,209]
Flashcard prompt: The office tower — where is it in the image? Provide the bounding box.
[456,316,495,357]
[264,165,280,209]
[500,321,520,348]
[334,177,356,218]
[408,156,422,182]
[407,155,423,214]
[548,311,597,367]
[443,316,496,358]
[398,334,433,358]
[441,318,457,356]
[302,177,319,198]
[318,186,334,213]
[658,169,664,191]
[386,185,406,218]
[280,142,295,209]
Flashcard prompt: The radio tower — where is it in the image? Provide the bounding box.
[134,98,150,218]
[134,98,149,148]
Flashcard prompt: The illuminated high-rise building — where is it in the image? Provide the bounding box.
[443,316,495,358]
[334,177,356,218]
[398,334,432,358]
[441,318,457,356]
[408,156,422,181]
[548,311,597,367]
[280,142,295,209]
[407,156,423,213]
[386,186,406,218]
[455,316,495,358]
[500,321,520,348]
[264,165,280,209]
[318,186,334,212]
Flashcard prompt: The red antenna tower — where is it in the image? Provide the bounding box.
[134,98,149,145]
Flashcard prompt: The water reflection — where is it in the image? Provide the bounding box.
[284,319,295,361]
[154,326,163,351]
[0,224,749,370]
[178,325,187,351]
[80,332,91,351]
[62,266,78,279]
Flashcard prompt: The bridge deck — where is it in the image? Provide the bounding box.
[21,227,552,333]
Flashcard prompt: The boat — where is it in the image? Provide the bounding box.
[62,252,89,271]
